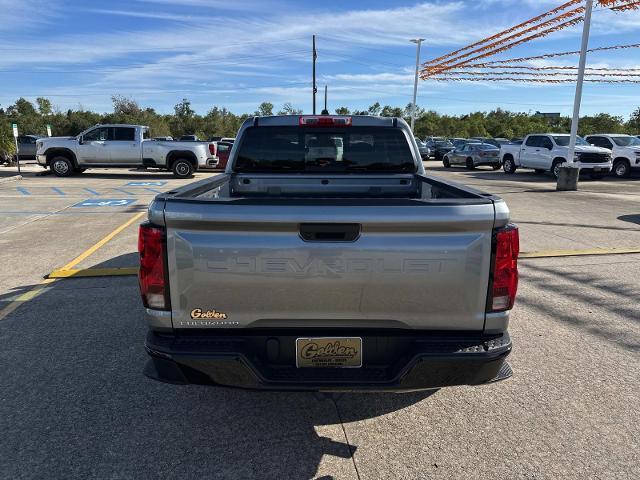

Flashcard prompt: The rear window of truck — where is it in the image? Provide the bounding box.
[234,127,416,173]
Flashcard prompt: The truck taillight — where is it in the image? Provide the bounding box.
[209,143,216,156]
[488,224,519,312]
[138,224,170,310]
[299,116,352,127]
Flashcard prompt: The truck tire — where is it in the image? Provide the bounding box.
[466,158,475,170]
[552,159,564,179]
[503,156,516,174]
[51,156,74,177]
[443,156,451,168]
[613,159,630,178]
[172,159,194,178]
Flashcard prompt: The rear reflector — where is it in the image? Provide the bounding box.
[138,224,170,310]
[489,224,519,312]
[299,116,352,127]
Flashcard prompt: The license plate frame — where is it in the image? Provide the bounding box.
[296,337,363,368]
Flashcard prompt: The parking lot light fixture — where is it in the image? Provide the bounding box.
[410,38,425,133]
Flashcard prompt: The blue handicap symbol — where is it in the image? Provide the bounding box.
[126,181,167,187]
[73,198,136,208]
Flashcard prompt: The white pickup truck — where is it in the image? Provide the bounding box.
[36,124,217,178]
[500,134,612,179]
[584,134,640,178]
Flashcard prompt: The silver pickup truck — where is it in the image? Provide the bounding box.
[138,115,519,392]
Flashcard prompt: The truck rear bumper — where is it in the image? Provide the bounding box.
[143,330,512,392]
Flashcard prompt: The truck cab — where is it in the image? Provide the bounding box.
[585,134,640,178]
[500,134,612,178]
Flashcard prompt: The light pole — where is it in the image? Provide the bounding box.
[557,0,594,191]
[410,38,425,133]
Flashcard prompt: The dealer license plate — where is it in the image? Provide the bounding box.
[296,337,362,368]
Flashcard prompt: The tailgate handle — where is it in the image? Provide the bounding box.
[299,223,361,242]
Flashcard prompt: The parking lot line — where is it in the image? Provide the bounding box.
[51,187,66,196]
[16,187,31,195]
[0,211,145,322]
[47,267,138,278]
[84,188,101,195]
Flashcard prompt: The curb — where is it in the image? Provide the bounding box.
[0,175,22,184]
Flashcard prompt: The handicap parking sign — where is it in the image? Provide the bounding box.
[73,198,136,208]
[126,181,167,187]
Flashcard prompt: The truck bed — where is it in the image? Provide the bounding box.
[148,173,508,332]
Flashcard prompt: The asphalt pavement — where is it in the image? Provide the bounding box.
[0,163,638,479]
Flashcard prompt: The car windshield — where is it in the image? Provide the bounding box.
[235,126,416,173]
[611,136,640,147]
[553,136,589,146]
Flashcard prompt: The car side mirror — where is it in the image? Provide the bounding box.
[78,136,83,145]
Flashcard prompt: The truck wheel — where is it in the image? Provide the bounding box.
[552,160,564,179]
[613,159,630,178]
[443,156,451,168]
[503,156,516,174]
[465,158,475,170]
[51,156,74,177]
[172,159,194,178]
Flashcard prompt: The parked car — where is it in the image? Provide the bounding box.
[179,135,200,142]
[213,141,233,170]
[451,138,469,149]
[139,114,517,392]
[36,124,217,178]
[471,137,511,149]
[500,134,612,178]
[431,140,455,161]
[443,143,501,170]
[585,134,640,178]
[16,135,45,160]
[416,139,431,160]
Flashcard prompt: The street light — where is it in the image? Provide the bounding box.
[410,38,425,133]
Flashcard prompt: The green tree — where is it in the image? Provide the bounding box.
[367,102,381,116]
[627,107,640,134]
[335,106,350,115]
[36,97,52,116]
[256,102,274,116]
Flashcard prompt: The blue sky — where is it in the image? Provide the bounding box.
[1,0,639,118]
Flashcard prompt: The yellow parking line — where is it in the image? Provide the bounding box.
[0,212,145,321]
[56,212,145,271]
[48,267,138,278]
[521,247,640,259]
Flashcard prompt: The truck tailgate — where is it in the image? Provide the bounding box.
[164,202,496,331]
